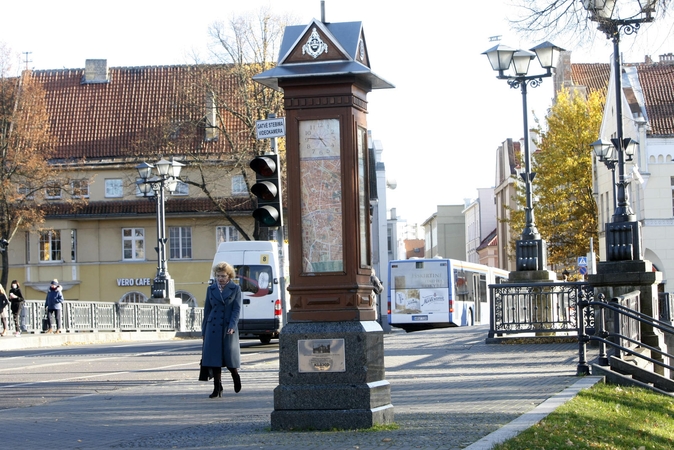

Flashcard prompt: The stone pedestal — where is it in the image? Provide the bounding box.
[507,270,557,283]
[588,260,667,376]
[271,321,393,431]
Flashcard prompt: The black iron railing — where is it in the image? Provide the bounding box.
[577,290,674,376]
[489,282,594,338]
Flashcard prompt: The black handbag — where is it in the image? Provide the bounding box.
[199,360,212,382]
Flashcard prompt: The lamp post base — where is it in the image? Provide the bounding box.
[515,238,548,271]
[152,276,177,304]
[605,221,642,261]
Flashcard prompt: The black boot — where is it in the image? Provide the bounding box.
[229,368,241,393]
[209,369,223,398]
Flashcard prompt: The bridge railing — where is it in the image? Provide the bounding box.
[4,300,204,334]
[489,282,595,339]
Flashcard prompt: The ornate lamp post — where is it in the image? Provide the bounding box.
[483,41,564,271]
[136,157,185,303]
[583,0,655,261]
[591,137,638,212]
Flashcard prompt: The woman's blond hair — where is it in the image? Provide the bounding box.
[214,262,236,280]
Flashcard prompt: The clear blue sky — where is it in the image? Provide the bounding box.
[2,0,672,224]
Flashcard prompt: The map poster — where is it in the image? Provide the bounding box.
[299,155,343,272]
[297,338,346,373]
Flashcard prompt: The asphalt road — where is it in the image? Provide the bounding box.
[0,338,278,411]
[0,326,586,449]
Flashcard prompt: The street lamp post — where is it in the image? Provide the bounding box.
[584,0,655,261]
[483,41,564,271]
[591,137,638,213]
[136,157,185,303]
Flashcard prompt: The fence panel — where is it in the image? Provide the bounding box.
[489,282,593,338]
[1,300,203,334]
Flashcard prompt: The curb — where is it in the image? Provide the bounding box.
[464,376,604,450]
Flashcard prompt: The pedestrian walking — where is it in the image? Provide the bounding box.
[201,262,242,398]
[45,279,64,333]
[0,284,9,336]
[9,280,25,337]
[371,268,384,321]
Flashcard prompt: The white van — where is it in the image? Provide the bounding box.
[210,241,288,343]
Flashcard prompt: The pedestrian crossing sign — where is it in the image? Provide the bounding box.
[577,256,588,266]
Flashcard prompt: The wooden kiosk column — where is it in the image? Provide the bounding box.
[254,19,394,430]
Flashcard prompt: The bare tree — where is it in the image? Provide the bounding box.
[510,0,670,45]
[135,8,293,241]
[0,44,80,287]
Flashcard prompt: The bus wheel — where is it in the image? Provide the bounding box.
[467,309,474,327]
[259,335,273,344]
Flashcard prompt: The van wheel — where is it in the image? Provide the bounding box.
[259,335,272,344]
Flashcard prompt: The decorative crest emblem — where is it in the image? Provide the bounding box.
[358,39,365,61]
[302,27,328,59]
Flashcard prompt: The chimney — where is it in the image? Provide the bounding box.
[659,53,674,65]
[83,59,109,84]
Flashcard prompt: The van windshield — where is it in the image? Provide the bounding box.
[234,265,273,296]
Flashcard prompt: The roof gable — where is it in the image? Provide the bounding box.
[254,19,391,90]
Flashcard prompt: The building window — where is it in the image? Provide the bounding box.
[18,183,34,199]
[45,181,61,199]
[232,175,247,196]
[671,177,674,216]
[173,180,189,196]
[71,179,89,198]
[119,291,148,303]
[216,226,239,247]
[105,179,123,198]
[136,178,155,197]
[40,230,61,261]
[169,227,192,259]
[71,230,77,262]
[175,290,197,307]
[25,231,30,264]
[122,228,145,260]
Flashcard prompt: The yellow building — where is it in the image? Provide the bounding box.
[7,60,260,305]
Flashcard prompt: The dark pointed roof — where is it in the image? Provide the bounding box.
[254,19,393,91]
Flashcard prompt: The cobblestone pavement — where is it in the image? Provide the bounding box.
[0,325,594,449]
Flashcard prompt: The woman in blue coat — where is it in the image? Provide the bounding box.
[45,279,65,333]
[201,261,242,398]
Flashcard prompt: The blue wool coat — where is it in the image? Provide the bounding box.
[45,287,64,310]
[201,281,242,368]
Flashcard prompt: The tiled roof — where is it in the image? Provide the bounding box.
[43,197,254,218]
[637,64,674,136]
[570,63,611,95]
[570,60,674,137]
[32,64,247,160]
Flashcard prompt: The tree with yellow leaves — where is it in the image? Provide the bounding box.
[509,88,604,272]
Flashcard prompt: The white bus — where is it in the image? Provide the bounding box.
[388,258,508,332]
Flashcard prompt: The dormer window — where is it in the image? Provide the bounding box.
[71,179,89,198]
[205,90,219,141]
[45,181,62,199]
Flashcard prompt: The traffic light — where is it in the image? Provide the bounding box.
[249,154,283,228]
